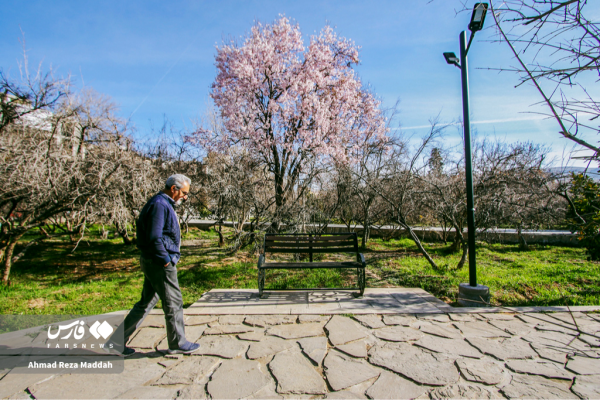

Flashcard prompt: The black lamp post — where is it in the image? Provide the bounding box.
[444,3,491,307]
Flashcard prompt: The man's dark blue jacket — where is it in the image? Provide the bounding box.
[136,192,181,266]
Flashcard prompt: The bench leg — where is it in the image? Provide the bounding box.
[358,268,365,296]
[258,268,265,297]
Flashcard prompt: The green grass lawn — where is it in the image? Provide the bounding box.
[367,238,600,307]
[1,227,598,314]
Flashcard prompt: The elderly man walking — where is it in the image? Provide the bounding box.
[120,174,199,356]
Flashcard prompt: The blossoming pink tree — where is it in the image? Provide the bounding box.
[193,16,387,227]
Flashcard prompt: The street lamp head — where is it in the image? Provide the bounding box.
[468,3,488,32]
[443,52,460,68]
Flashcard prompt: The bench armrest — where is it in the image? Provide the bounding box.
[358,253,366,267]
[258,254,265,269]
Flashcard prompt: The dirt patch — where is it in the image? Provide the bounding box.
[78,292,104,301]
[518,284,539,300]
[27,298,48,309]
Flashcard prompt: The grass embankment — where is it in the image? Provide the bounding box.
[1,227,598,314]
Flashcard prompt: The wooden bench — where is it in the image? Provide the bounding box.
[257,232,366,297]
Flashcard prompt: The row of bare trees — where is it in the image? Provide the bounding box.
[0,67,205,284]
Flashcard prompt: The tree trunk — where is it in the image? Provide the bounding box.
[448,227,463,253]
[66,218,78,243]
[517,224,529,251]
[115,222,134,245]
[361,223,370,250]
[455,241,468,270]
[273,168,285,233]
[3,232,26,285]
[100,225,109,239]
[0,244,7,272]
[403,224,439,269]
[218,223,224,247]
[441,220,448,243]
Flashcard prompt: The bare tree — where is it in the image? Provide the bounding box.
[473,140,566,249]
[0,57,67,134]
[336,139,390,249]
[486,0,599,161]
[0,70,137,283]
[419,147,470,268]
[203,148,269,248]
[367,124,443,269]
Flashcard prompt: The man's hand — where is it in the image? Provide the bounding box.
[164,262,170,267]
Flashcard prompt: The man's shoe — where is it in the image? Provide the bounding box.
[103,340,135,357]
[122,347,136,357]
[167,341,200,355]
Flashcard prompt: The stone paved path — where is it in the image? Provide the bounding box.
[2,289,600,399]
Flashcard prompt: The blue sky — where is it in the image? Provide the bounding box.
[2,0,598,166]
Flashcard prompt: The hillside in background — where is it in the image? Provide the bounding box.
[547,166,600,180]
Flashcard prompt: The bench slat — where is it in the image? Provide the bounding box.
[264,235,355,242]
[265,240,355,248]
[261,262,362,269]
[266,247,357,254]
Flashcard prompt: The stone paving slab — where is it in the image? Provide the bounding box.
[324,350,380,391]
[372,325,423,342]
[369,342,460,386]
[466,337,538,360]
[414,321,463,339]
[430,383,503,399]
[572,374,600,399]
[246,336,296,359]
[2,289,600,399]
[414,335,483,358]
[365,370,430,399]
[456,358,505,384]
[114,385,181,399]
[336,340,368,358]
[267,322,324,339]
[270,350,327,394]
[138,314,165,328]
[298,336,328,365]
[127,327,166,349]
[207,358,271,399]
[325,316,368,345]
[499,373,579,399]
[153,356,220,385]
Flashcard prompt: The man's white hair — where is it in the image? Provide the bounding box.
[165,174,191,190]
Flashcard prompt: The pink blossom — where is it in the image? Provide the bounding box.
[191,16,387,211]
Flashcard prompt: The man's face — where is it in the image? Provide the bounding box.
[172,182,190,206]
